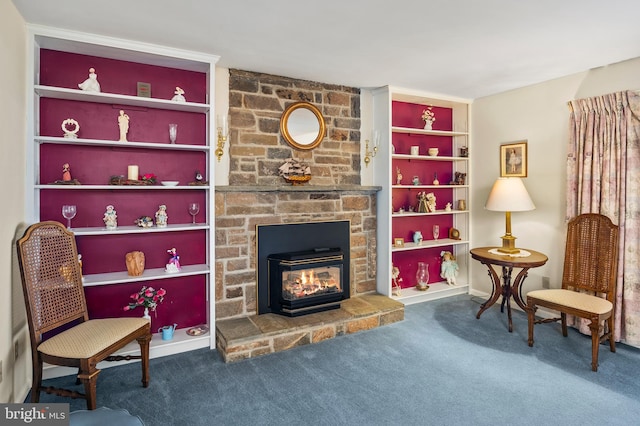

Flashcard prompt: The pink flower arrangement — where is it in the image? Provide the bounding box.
[124,286,166,312]
[139,173,157,184]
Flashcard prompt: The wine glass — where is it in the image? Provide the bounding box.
[62,205,77,229]
[188,202,200,224]
[169,123,178,144]
[432,224,440,240]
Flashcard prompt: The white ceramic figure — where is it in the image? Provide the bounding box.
[118,110,130,142]
[155,205,168,227]
[171,87,186,102]
[78,68,101,92]
[103,205,117,230]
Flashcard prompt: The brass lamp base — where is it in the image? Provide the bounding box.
[497,235,520,254]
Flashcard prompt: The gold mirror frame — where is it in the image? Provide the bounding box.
[280,101,326,150]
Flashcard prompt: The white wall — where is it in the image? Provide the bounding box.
[0,1,28,403]
[470,57,640,296]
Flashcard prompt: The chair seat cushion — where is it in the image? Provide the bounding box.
[527,289,612,315]
[38,318,149,358]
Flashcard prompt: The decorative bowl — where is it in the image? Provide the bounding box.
[161,181,179,186]
[428,148,439,156]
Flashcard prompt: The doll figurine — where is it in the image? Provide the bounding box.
[440,251,459,286]
[103,205,117,230]
[155,205,168,227]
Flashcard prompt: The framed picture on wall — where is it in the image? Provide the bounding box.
[500,141,528,177]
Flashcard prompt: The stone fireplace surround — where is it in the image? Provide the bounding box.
[214,70,404,362]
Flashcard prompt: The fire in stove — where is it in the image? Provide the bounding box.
[282,266,341,301]
[268,247,346,316]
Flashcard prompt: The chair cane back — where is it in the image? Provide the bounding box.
[16,221,151,409]
[526,213,619,371]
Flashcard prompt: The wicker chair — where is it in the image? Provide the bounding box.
[526,213,619,371]
[16,221,151,409]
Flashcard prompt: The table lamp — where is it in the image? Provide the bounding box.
[485,177,535,254]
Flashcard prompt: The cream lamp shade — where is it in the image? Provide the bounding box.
[485,177,535,253]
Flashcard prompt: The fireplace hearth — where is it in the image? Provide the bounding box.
[268,248,345,316]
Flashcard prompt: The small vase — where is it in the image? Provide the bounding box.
[424,121,433,131]
[143,307,151,320]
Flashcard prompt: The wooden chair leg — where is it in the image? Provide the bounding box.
[31,356,43,403]
[589,320,600,372]
[78,366,100,410]
[561,312,568,337]
[137,334,151,388]
[527,304,536,347]
[607,317,616,353]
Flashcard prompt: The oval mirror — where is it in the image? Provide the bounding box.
[280,102,326,150]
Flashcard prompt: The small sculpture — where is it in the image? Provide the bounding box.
[165,247,181,273]
[396,167,403,185]
[125,251,145,276]
[392,264,403,296]
[452,172,467,185]
[278,158,311,185]
[412,176,420,186]
[61,118,80,138]
[78,67,101,92]
[417,191,436,213]
[195,170,204,183]
[440,251,459,286]
[171,87,186,102]
[155,205,168,227]
[103,205,117,230]
[118,110,130,142]
[433,172,439,185]
[135,216,154,228]
[445,202,452,212]
[62,163,72,181]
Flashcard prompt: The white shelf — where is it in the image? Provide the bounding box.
[392,239,468,252]
[392,184,469,189]
[393,282,469,305]
[391,126,468,137]
[36,136,210,151]
[70,223,208,236]
[82,264,210,287]
[36,184,209,190]
[35,85,210,113]
[392,154,468,161]
[392,210,468,217]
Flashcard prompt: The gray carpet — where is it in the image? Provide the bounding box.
[34,295,640,425]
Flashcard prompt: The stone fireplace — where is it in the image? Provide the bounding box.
[214,70,403,362]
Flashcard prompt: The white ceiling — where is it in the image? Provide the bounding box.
[11,0,640,99]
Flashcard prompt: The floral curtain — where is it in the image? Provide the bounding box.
[567,90,640,346]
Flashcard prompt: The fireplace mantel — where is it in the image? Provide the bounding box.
[215,185,382,194]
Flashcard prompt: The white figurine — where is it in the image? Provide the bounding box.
[445,202,452,212]
[440,251,459,286]
[155,205,168,227]
[171,87,186,102]
[118,110,130,142]
[78,68,101,92]
[103,205,117,230]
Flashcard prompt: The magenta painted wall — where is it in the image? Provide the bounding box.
[38,49,209,330]
[391,101,460,289]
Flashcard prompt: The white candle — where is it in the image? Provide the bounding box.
[127,165,139,180]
